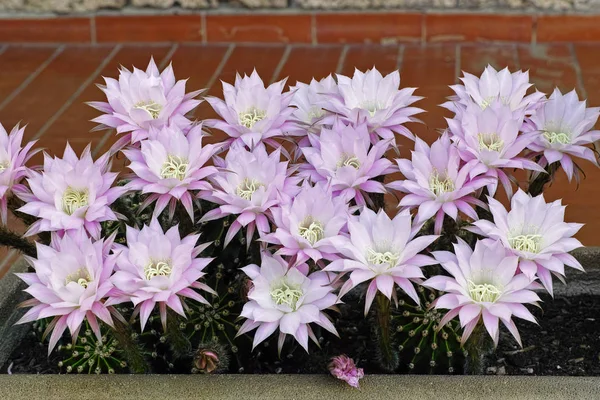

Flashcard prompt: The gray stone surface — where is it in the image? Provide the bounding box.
[0,374,599,399]
[553,246,600,297]
[234,0,288,8]
[1,0,599,11]
[0,259,30,369]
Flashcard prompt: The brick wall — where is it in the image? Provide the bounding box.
[1,0,599,13]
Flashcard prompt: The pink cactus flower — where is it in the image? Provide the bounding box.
[467,189,584,295]
[423,238,541,347]
[204,70,297,149]
[200,143,300,247]
[15,229,118,354]
[443,65,545,118]
[263,182,350,265]
[122,124,217,221]
[323,68,423,143]
[89,58,202,147]
[237,253,338,353]
[387,133,493,234]
[109,218,215,331]
[525,88,600,181]
[300,120,393,206]
[329,354,364,389]
[325,208,438,315]
[446,101,545,198]
[16,144,125,239]
[0,123,40,225]
[290,75,339,134]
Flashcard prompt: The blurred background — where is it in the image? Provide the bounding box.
[0,1,599,276]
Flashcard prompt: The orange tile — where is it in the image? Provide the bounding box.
[537,15,600,43]
[39,45,172,161]
[0,46,59,101]
[0,17,91,43]
[460,44,518,74]
[96,15,202,43]
[574,44,600,106]
[0,47,114,146]
[340,45,400,76]
[401,45,457,144]
[205,14,311,43]
[426,14,533,43]
[277,45,343,84]
[517,44,581,95]
[316,13,422,44]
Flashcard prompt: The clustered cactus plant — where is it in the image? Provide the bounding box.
[0,61,593,386]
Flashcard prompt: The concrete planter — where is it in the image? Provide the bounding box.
[0,374,599,399]
[0,248,599,396]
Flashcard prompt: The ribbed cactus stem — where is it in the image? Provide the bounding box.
[463,322,494,375]
[111,315,150,374]
[375,292,399,372]
[528,162,558,196]
[166,309,192,358]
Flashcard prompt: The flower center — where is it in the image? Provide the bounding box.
[62,188,89,215]
[429,171,455,196]
[65,268,92,289]
[360,100,384,117]
[509,233,542,253]
[367,248,400,268]
[543,131,571,145]
[307,106,325,121]
[467,280,502,303]
[298,217,324,245]
[270,281,303,310]
[134,100,162,119]
[144,260,172,280]
[337,154,361,169]
[0,162,9,172]
[160,155,188,181]
[236,178,263,200]
[239,108,266,129]
[478,133,504,152]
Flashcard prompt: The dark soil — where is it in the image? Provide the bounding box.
[494,294,600,376]
[2,294,599,376]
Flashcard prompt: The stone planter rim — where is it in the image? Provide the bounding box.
[0,374,599,400]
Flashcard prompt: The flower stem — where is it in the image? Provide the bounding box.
[110,315,151,374]
[527,162,559,196]
[0,225,36,257]
[463,322,494,375]
[374,292,399,372]
[166,309,192,359]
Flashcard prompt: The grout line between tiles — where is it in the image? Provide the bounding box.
[0,45,65,112]
[569,42,587,99]
[160,43,179,67]
[90,15,97,45]
[33,44,122,141]
[205,43,235,91]
[396,44,405,71]
[455,44,461,84]
[335,44,349,74]
[270,45,292,84]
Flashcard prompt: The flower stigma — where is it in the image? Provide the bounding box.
[134,100,162,119]
[239,108,266,129]
[160,155,188,181]
[468,280,502,303]
[144,260,172,280]
[62,188,89,215]
[298,217,325,245]
[270,281,303,310]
